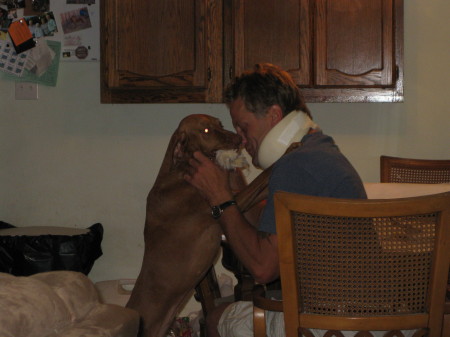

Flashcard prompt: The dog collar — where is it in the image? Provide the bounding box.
[211,200,237,219]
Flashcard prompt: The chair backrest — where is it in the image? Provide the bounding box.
[380,155,450,183]
[275,191,450,337]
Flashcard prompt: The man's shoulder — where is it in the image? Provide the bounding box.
[279,132,336,164]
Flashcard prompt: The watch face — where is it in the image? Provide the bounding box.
[211,206,222,219]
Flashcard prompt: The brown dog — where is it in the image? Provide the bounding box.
[126,114,271,337]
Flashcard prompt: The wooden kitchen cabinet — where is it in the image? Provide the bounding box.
[228,0,403,102]
[101,0,403,103]
[101,0,223,103]
[224,0,312,89]
[311,0,403,102]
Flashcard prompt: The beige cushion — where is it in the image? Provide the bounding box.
[58,303,141,337]
[32,271,99,322]
[0,271,140,337]
[0,273,71,337]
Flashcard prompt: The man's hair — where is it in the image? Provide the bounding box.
[224,63,311,118]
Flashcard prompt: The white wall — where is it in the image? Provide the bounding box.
[1,0,449,315]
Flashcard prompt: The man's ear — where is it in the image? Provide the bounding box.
[267,104,284,127]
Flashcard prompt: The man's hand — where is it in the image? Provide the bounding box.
[184,151,234,206]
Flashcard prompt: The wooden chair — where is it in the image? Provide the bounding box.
[380,155,450,329]
[253,191,450,337]
[195,242,256,337]
[195,266,222,319]
[380,155,450,184]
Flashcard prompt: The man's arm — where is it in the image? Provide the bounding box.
[218,205,279,284]
[184,151,280,284]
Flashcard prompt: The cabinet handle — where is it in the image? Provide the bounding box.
[207,68,211,82]
[229,66,233,79]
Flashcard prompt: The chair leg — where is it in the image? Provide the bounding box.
[195,266,221,318]
[443,314,450,337]
[253,306,267,337]
[199,318,207,337]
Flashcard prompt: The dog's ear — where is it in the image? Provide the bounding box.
[172,131,190,166]
[156,130,188,177]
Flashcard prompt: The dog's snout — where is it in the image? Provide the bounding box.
[232,132,242,145]
[223,130,242,148]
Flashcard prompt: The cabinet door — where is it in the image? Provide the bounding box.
[101,0,223,103]
[315,0,395,87]
[226,0,312,88]
[229,0,403,103]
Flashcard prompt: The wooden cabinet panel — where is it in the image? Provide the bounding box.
[227,0,402,102]
[306,0,403,102]
[118,1,198,81]
[101,0,403,103]
[315,0,394,87]
[229,0,311,87]
[101,0,223,103]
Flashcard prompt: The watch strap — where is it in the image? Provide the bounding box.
[211,200,237,219]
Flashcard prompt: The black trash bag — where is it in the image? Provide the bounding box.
[0,221,16,273]
[0,223,103,276]
[0,221,15,229]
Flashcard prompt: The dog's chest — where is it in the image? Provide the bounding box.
[146,177,211,225]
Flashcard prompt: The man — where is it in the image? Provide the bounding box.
[184,63,366,337]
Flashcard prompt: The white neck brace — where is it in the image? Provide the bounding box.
[257,110,318,169]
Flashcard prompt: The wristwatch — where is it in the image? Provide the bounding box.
[211,200,237,219]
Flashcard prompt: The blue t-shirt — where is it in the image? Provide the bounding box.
[259,131,367,234]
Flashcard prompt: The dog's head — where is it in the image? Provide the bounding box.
[171,114,245,170]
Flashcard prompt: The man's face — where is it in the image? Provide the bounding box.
[229,98,276,168]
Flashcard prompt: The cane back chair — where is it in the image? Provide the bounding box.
[265,191,450,337]
[380,156,450,184]
[380,155,450,327]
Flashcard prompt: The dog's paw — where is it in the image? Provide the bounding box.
[215,150,249,170]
